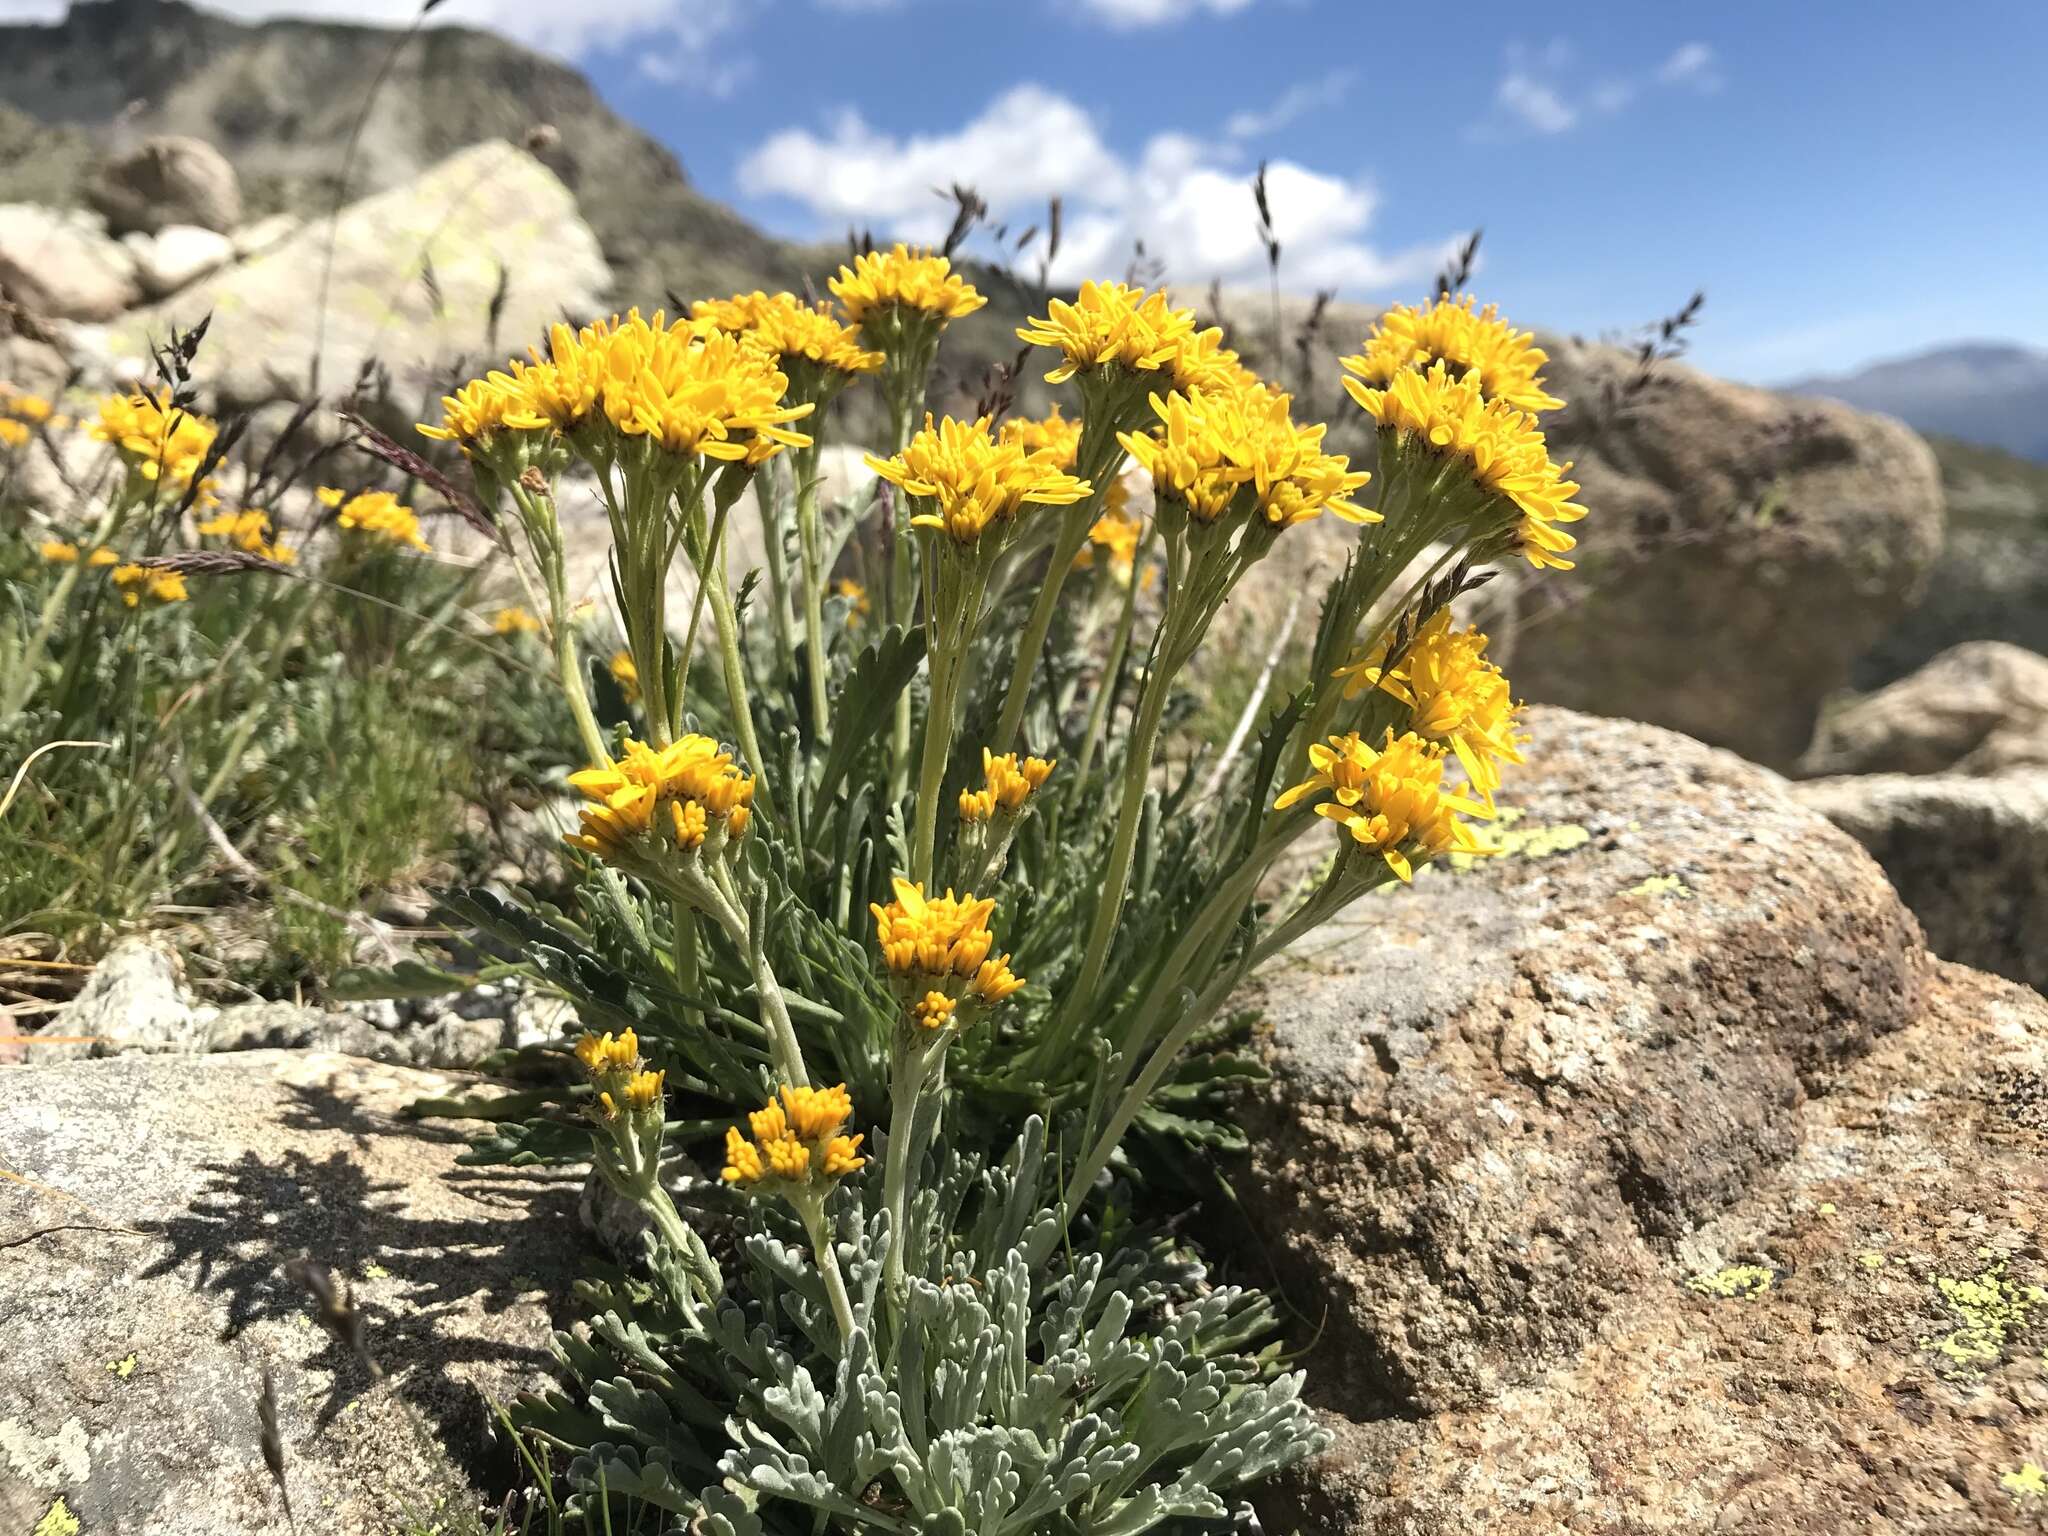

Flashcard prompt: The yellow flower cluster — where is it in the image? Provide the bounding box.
[110,563,189,608]
[829,244,987,325]
[1335,610,1523,807]
[91,389,217,495]
[1341,295,1563,415]
[40,541,119,566]
[492,605,542,635]
[958,748,1055,824]
[196,507,294,564]
[608,649,640,703]
[1119,381,1374,529]
[420,311,815,466]
[565,735,755,858]
[572,1029,665,1119]
[866,415,1093,546]
[1000,403,1085,467]
[870,877,1025,1005]
[325,488,431,553]
[1275,729,1493,882]
[1343,362,1585,569]
[691,291,883,380]
[1,388,53,447]
[1072,501,1145,583]
[834,578,870,627]
[1016,282,1203,385]
[721,1083,866,1187]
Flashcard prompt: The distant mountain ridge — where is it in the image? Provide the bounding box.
[1786,342,2048,463]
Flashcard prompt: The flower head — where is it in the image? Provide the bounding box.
[1275,729,1493,882]
[999,404,1085,469]
[866,415,1092,547]
[574,1028,640,1075]
[39,539,78,563]
[109,563,189,608]
[691,291,883,383]
[196,506,293,564]
[1335,610,1524,806]
[959,748,1055,823]
[91,389,217,496]
[1071,498,1145,583]
[834,578,870,627]
[608,649,640,704]
[870,877,1024,1006]
[1342,295,1562,415]
[1121,381,1373,529]
[492,605,542,636]
[601,1068,665,1119]
[1017,282,1201,386]
[829,245,986,326]
[1343,361,1585,569]
[333,490,431,553]
[722,1082,865,1188]
[564,735,755,859]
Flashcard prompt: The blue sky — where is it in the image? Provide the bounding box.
[571,0,2048,382]
[16,0,2044,381]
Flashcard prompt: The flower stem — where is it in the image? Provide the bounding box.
[798,1195,859,1346]
[793,444,832,737]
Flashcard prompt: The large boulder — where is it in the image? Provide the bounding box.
[1236,706,1926,1418]
[87,135,243,236]
[1256,959,2048,1535]
[1795,769,2048,995]
[101,140,610,409]
[0,203,139,320]
[1800,640,2048,779]
[1506,338,1946,770]
[0,1049,581,1536]
[122,222,237,300]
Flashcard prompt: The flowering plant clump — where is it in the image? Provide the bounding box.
[405,256,1586,1530]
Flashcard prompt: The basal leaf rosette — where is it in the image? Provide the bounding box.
[1334,608,1525,808]
[1275,728,1495,883]
[1341,293,1563,415]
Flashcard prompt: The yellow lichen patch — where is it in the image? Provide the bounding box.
[362,1262,390,1280]
[2003,1462,2047,1500]
[1859,1251,1885,1269]
[106,1353,137,1378]
[1446,815,1590,871]
[1628,873,1691,899]
[34,1498,81,1536]
[1687,1264,1774,1299]
[1923,1256,2044,1375]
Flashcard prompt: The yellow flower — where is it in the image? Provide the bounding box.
[315,486,346,508]
[492,605,542,635]
[574,1028,640,1075]
[91,389,218,495]
[88,546,119,567]
[1120,381,1374,529]
[333,490,431,553]
[721,1083,865,1187]
[109,563,189,608]
[834,578,869,627]
[2,389,52,425]
[959,747,1054,824]
[1335,610,1524,806]
[564,735,755,858]
[829,244,987,325]
[866,414,1092,546]
[691,291,884,380]
[1274,729,1493,882]
[619,1069,665,1113]
[1341,295,1563,415]
[1016,282,1201,385]
[1072,500,1143,581]
[870,877,1025,1005]
[1342,361,1585,569]
[38,539,78,563]
[999,404,1085,469]
[911,990,958,1030]
[196,507,294,563]
[608,649,641,704]
[0,419,27,449]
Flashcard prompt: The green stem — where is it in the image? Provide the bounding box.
[798,1195,859,1345]
[793,445,832,737]
[1072,554,1146,796]
[757,458,798,680]
[706,540,777,828]
[879,1050,930,1307]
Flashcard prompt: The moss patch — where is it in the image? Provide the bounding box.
[1688,1264,1774,1299]
[1922,1255,2044,1376]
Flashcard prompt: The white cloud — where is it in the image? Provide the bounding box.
[740,85,1445,297]
[1478,36,1727,139]
[1223,69,1354,140]
[1658,41,1724,92]
[0,0,746,77]
[1068,0,1255,25]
